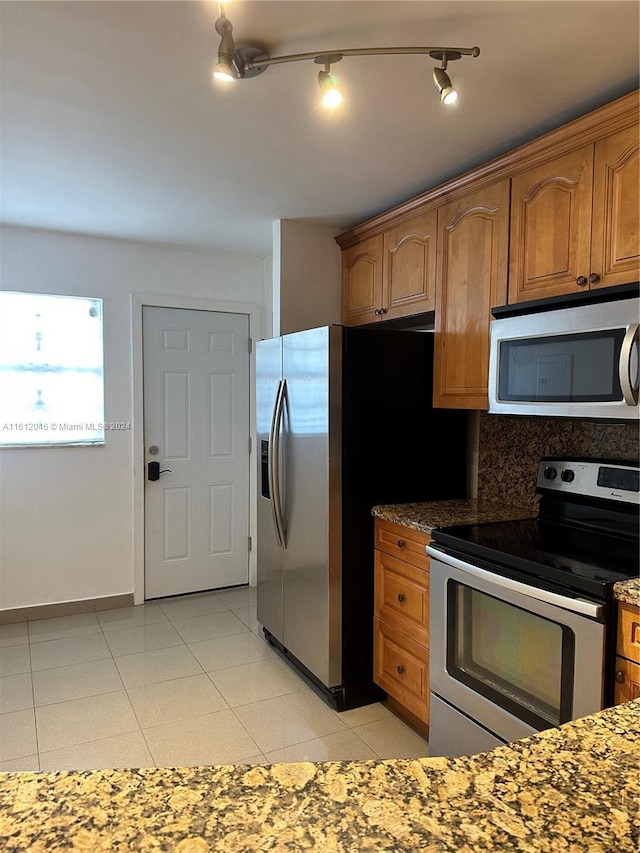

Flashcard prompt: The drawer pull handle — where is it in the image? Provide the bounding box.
[396,665,405,675]
[397,593,405,603]
[615,670,625,684]
[397,539,405,549]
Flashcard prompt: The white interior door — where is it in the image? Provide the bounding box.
[143,306,250,598]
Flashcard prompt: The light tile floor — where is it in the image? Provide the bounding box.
[0,588,429,771]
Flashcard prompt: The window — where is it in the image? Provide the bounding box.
[0,292,105,447]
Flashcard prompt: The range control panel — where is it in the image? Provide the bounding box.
[537,458,639,505]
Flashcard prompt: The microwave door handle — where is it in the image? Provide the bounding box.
[268,380,284,547]
[619,323,639,406]
[426,546,603,619]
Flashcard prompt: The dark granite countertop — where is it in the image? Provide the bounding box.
[371,498,537,534]
[0,700,638,852]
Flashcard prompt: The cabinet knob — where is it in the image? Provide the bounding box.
[589,272,601,284]
[396,665,405,675]
[615,670,625,684]
[380,307,388,315]
[397,539,405,549]
[576,275,588,287]
[397,593,405,603]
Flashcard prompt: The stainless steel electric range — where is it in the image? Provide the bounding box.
[426,457,639,758]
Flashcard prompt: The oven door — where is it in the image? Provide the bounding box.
[427,546,606,748]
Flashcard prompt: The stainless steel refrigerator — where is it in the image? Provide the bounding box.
[257,325,466,710]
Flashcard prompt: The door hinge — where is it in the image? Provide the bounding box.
[248,337,253,353]
[248,436,252,454]
[248,536,253,552]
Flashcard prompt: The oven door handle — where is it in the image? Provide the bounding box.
[426,546,603,619]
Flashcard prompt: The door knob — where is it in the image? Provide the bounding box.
[589,272,600,284]
[615,670,625,684]
[576,275,588,287]
[397,593,405,603]
[396,665,405,675]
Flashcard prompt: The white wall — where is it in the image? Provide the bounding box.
[273,220,342,335]
[0,226,267,610]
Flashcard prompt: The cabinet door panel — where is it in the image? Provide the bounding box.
[383,211,437,319]
[374,618,429,724]
[374,518,431,570]
[614,655,640,706]
[374,551,429,647]
[591,125,640,288]
[434,180,509,409]
[508,146,593,302]
[341,236,383,326]
[617,602,640,664]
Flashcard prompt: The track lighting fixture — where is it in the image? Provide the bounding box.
[211,6,480,110]
[317,58,343,109]
[213,15,236,82]
[432,54,459,105]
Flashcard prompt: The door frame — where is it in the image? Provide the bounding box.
[131,293,262,604]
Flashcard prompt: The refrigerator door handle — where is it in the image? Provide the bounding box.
[272,378,288,546]
[268,379,284,547]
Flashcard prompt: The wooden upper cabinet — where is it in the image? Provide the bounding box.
[342,213,436,325]
[508,146,594,303]
[434,180,510,409]
[382,211,437,320]
[509,123,640,303]
[341,235,383,326]
[591,124,640,288]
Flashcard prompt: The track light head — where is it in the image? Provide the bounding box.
[317,61,343,109]
[213,16,236,81]
[432,64,458,105]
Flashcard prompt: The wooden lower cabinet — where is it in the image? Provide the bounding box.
[614,655,640,705]
[374,619,430,724]
[613,602,640,706]
[373,519,431,728]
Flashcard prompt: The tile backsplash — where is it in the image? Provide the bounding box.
[477,413,639,510]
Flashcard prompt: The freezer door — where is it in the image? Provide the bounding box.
[256,337,284,642]
[282,326,342,688]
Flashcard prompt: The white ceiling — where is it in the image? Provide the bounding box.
[1,1,638,258]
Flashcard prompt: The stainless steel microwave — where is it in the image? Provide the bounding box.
[488,297,639,419]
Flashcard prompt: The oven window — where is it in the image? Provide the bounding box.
[447,583,574,729]
[498,329,625,402]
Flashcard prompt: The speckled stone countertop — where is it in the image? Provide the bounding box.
[1,701,638,852]
[615,578,640,607]
[371,498,537,534]
[372,499,639,606]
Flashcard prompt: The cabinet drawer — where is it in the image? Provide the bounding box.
[374,518,431,570]
[373,618,429,725]
[614,654,640,706]
[374,550,429,646]
[617,602,640,664]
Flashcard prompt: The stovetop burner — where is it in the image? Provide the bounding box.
[432,458,639,600]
